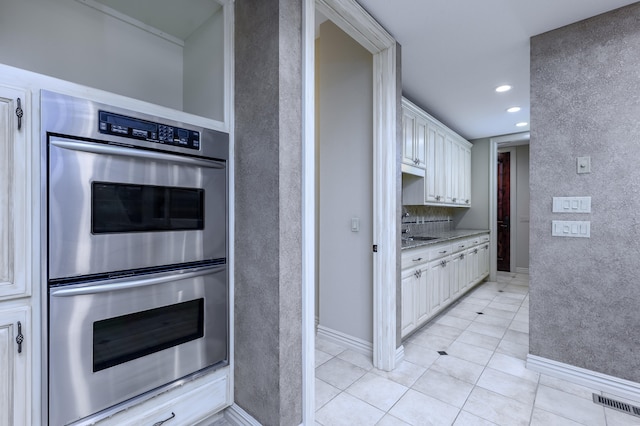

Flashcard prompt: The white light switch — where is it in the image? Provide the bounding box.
[552,220,590,238]
[351,217,360,232]
[552,197,591,213]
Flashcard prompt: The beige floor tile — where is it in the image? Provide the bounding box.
[435,314,472,330]
[453,411,499,426]
[410,330,457,350]
[456,330,501,351]
[403,341,442,369]
[535,385,606,426]
[495,339,529,360]
[315,357,367,390]
[336,349,373,371]
[446,340,495,366]
[346,372,408,412]
[389,389,460,426]
[488,301,520,312]
[508,319,529,334]
[375,414,412,426]
[316,338,347,356]
[448,306,483,321]
[371,359,426,388]
[315,349,333,368]
[463,387,533,426]
[430,354,485,384]
[315,392,385,426]
[412,369,474,408]
[476,367,538,406]
[481,306,517,320]
[423,323,465,340]
[502,329,529,346]
[474,313,513,328]
[539,374,601,400]
[530,408,584,426]
[466,321,508,339]
[487,352,539,383]
[315,378,341,410]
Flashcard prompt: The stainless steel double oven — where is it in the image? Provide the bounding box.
[42,91,229,425]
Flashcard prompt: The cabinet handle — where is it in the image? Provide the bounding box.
[152,412,176,426]
[15,321,23,354]
[452,198,457,202]
[15,98,23,130]
[412,257,423,262]
[474,249,478,254]
[466,199,470,204]
[459,245,465,248]
[439,250,447,254]
[459,254,465,260]
[441,260,447,267]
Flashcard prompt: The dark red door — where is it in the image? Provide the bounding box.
[497,152,510,272]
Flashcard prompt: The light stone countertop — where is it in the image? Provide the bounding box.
[401,229,489,250]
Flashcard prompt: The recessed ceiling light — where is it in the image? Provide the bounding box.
[495,85,512,93]
[507,106,521,113]
[516,122,528,127]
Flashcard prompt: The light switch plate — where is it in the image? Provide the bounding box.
[351,217,360,232]
[552,196,591,213]
[552,220,590,238]
[577,156,591,174]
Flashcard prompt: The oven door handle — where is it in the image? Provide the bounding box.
[50,265,225,297]
[50,139,226,169]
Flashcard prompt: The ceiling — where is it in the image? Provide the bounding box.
[91,0,221,41]
[354,0,638,140]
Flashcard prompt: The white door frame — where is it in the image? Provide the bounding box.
[302,0,398,423]
[489,132,529,281]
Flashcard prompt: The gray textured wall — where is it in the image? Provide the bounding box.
[234,0,303,424]
[530,3,640,382]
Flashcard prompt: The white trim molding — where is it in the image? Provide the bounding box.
[527,354,640,402]
[317,326,373,357]
[516,267,529,275]
[395,345,405,365]
[225,404,262,426]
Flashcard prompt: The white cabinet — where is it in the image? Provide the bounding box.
[0,86,31,301]
[401,233,491,338]
[401,97,472,207]
[0,306,30,426]
[401,101,427,175]
[400,269,417,336]
[0,84,33,426]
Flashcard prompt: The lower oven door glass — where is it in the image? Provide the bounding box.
[48,265,228,426]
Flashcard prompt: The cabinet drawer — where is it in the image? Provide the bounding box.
[96,368,229,426]
[451,239,471,253]
[402,243,452,268]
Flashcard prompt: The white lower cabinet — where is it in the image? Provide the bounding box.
[0,305,30,426]
[401,233,491,338]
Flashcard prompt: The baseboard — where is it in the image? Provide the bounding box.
[395,345,405,365]
[316,325,372,357]
[526,354,640,401]
[516,267,529,275]
[224,404,261,426]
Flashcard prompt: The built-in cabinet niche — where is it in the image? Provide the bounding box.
[0,0,228,122]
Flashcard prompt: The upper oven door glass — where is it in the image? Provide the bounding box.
[48,137,227,280]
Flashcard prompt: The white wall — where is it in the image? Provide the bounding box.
[183,7,225,121]
[0,0,183,109]
[317,21,373,343]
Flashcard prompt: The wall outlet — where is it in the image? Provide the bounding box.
[552,196,591,213]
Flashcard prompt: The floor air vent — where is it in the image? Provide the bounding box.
[592,394,640,418]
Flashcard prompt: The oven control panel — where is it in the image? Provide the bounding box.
[99,111,200,150]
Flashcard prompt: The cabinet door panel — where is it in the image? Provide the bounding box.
[402,110,416,165]
[401,271,416,337]
[0,306,29,426]
[415,268,429,324]
[0,86,30,300]
[415,117,427,167]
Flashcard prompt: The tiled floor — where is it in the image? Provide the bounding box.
[315,272,640,426]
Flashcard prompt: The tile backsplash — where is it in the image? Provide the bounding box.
[401,205,454,236]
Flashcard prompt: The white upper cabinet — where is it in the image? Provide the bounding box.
[0,85,31,300]
[401,100,427,176]
[401,97,472,207]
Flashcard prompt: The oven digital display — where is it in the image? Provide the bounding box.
[98,110,200,150]
[93,299,205,372]
[92,182,204,234]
